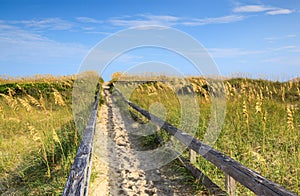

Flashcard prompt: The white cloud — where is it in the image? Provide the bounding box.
[182,15,245,26]
[210,46,298,59]
[261,57,283,63]
[2,14,247,33]
[109,19,163,27]
[269,45,297,51]
[141,15,180,22]
[81,26,96,31]
[84,31,112,35]
[109,14,180,27]
[76,17,103,24]
[233,5,273,13]
[233,5,293,15]
[10,18,74,30]
[0,23,45,42]
[266,9,293,15]
[264,34,297,43]
[261,56,300,67]
[208,48,264,58]
[0,23,87,65]
[108,14,245,27]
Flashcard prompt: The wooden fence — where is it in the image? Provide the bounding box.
[113,84,296,196]
[63,84,100,196]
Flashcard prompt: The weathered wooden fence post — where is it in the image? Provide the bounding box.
[225,174,236,196]
[189,149,197,164]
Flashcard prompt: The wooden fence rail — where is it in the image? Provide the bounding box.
[63,84,100,196]
[113,84,296,196]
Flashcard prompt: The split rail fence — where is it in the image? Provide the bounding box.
[113,83,296,196]
[63,84,100,196]
[63,82,296,196]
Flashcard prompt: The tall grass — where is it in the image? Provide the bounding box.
[0,75,80,195]
[114,76,300,195]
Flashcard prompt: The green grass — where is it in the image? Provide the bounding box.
[113,76,300,195]
[0,74,102,195]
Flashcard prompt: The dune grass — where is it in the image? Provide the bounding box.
[0,74,100,195]
[114,76,300,195]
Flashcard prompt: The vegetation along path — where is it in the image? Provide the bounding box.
[89,86,207,196]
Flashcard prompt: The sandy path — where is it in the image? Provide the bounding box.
[89,87,206,196]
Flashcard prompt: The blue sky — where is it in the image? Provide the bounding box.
[0,0,299,81]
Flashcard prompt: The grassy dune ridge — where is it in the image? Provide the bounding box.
[115,76,300,195]
[0,74,102,195]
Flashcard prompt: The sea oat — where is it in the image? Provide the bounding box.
[18,97,32,112]
[27,94,43,109]
[255,94,263,114]
[287,105,295,132]
[53,88,66,106]
[0,93,18,110]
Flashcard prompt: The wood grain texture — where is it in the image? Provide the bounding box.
[225,174,236,196]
